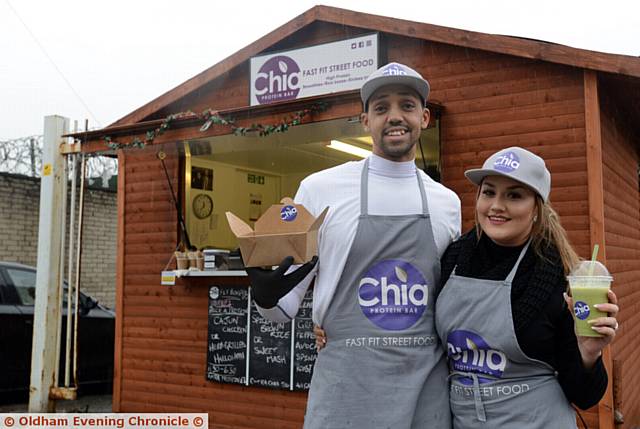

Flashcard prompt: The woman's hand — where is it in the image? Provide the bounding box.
[314,325,327,351]
[564,289,620,369]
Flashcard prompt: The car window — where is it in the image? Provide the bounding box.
[0,269,10,304]
[5,268,91,308]
[5,268,37,305]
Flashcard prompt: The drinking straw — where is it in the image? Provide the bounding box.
[588,244,599,276]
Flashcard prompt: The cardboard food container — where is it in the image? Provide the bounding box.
[226,197,328,268]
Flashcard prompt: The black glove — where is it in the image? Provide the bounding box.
[246,256,318,309]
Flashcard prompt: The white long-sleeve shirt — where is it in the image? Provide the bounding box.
[257,153,461,325]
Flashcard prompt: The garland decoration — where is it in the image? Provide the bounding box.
[232,103,328,137]
[102,101,328,150]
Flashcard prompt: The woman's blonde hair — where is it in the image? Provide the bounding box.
[475,189,580,276]
[530,195,580,275]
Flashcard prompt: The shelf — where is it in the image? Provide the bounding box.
[174,269,247,277]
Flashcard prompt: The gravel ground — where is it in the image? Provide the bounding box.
[0,394,112,413]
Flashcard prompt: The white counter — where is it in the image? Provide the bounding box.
[174,269,247,277]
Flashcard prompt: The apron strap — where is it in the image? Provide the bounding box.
[360,157,430,216]
[504,240,531,284]
[360,157,370,215]
[449,238,531,280]
[449,371,487,422]
[415,167,429,216]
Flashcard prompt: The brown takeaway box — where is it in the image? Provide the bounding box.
[226,197,328,268]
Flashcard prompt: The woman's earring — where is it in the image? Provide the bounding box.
[533,215,538,223]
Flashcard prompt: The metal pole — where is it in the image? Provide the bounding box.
[73,153,86,385]
[64,153,77,387]
[29,115,69,412]
[53,155,67,391]
[29,138,37,177]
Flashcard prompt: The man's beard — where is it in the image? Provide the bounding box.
[377,139,417,160]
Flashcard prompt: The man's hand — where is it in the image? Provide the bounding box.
[246,256,318,308]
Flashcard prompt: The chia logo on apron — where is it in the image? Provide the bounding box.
[493,151,520,173]
[573,301,590,320]
[254,55,302,104]
[447,330,507,384]
[358,259,429,331]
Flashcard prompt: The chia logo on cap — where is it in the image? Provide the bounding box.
[574,301,590,320]
[280,205,297,222]
[382,64,408,76]
[254,56,301,104]
[493,151,520,173]
[447,330,507,384]
[358,259,429,331]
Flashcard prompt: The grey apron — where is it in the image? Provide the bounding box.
[304,158,451,429]
[435,241,577,428]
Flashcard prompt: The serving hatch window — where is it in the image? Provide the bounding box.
[183,116,440,250]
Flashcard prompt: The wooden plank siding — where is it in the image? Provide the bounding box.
[584,70,615,429]
[111,24,639,428]
[114,149,126,411]
[110,6,640,128]
[418,38,600,425]
[417,36,593,253]
[600,88,640,429]
[116,144,309,428]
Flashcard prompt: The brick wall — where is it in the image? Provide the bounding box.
[0,172,117,308]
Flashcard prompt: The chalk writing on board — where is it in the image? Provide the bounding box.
[206,286,248,384]
[293,290,315,390]
[207,286,317,390]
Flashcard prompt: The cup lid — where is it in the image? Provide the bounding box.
[568,260,612,279]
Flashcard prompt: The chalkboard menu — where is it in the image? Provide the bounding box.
[293,295,315,390]
[206,286,248,384]
[207,286,316,390]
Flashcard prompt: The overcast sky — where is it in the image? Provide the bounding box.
[1,0,638,140]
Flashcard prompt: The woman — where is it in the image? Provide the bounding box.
[315,146,619,428]
[434,146,618,427]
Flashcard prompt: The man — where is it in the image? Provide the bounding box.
[247,62,461,428]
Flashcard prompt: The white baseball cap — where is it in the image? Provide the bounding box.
[464,147,551,202]
[360,62,430,109]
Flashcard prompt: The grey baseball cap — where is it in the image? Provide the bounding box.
[360,62,430,109]
[464,147,551,202]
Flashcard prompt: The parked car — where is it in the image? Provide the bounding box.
[0,261,114,403]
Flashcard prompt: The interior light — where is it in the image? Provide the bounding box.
[327,140,372,158]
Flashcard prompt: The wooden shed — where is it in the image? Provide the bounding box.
[73,6,640,428]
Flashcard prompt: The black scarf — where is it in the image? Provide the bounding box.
[440,229,567,333]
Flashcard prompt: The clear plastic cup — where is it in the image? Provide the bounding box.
[187,251,200,270]
[175,251,189,270]
[567,261,613,337]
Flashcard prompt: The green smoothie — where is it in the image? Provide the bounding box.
[568,261,612,337]
[569,282,609,337]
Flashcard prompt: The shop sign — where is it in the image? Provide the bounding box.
[250,34,378,106]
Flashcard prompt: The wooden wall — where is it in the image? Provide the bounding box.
[116,144,308,428]
[113,23,635,429]
[419,38,591,254]
[600,90,640,429]
[402,36,599,425]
